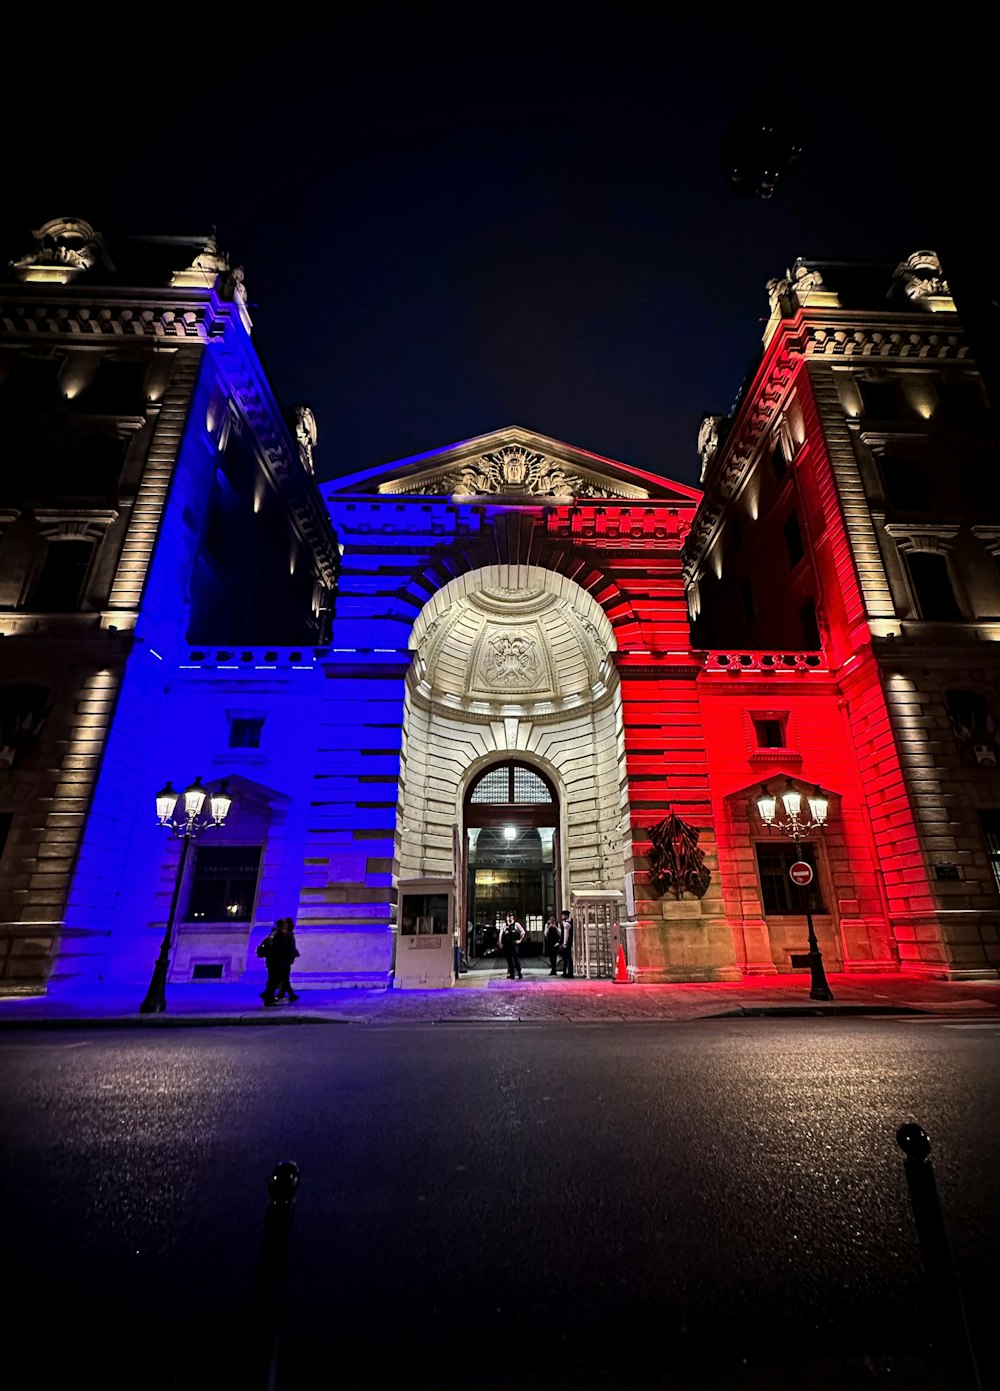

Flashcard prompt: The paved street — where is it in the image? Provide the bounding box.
[1,1017,997,1389]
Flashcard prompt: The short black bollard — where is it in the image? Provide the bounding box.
[252,1160,300,1391]
[896,1124,981,1390]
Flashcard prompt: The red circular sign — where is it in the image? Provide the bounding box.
[789,861,814,887]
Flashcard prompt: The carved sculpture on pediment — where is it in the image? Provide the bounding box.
[481,632,540,688]
[648,811,711,899]
[294,406,318,474]
[10,218,101,280]
[452,445,580,497]
[894,250,950,302]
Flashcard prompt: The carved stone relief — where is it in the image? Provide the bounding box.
[9,218,102,283]
[480,631,540,688]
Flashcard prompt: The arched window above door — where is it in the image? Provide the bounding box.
[468,761,554,805]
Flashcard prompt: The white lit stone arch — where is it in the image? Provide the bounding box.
[397,565,630,907]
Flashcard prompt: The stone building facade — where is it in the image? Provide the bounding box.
[0,219,337,990]
[2,224,998,994]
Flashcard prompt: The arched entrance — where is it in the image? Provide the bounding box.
[395,563,632,979]
[464,760,559,961]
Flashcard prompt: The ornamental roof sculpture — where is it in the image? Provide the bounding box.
[325,427,702,504]
[892,250,953,307]
[294,406,318,474]
[9,217,105,284]
[170,233,231,288]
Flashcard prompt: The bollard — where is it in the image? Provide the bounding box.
[895,1124,981,1390]
[252,1160,301,1391]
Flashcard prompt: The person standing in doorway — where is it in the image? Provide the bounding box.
[543,914,560,976]
[559,909,574,978]
[499,912,525,980]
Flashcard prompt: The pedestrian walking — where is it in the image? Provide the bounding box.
[259,917,301,1005]
[559,909,574,978]
[499,912,525,980]
[543,914,560,975]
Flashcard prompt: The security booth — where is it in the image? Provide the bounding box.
[394,878,455,990]
[571,890,624,979]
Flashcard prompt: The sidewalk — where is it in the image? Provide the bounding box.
[2,965,999,1028]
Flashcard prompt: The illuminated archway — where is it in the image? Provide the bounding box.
[397,565,629,953]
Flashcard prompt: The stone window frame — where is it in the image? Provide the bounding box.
[744,707,803,765]
[17,510,117,610]
[971,527,1000,619]
[883,523,966,621]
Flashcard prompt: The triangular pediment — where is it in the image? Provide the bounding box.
[326,427,701,504]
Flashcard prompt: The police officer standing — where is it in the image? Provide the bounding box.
[500,912,525,980]
[559,909,574,978]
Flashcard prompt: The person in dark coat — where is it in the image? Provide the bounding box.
[499,912,525,980]
[559,910,574,978]
[543,914,561,975]
[261,917,301,1005]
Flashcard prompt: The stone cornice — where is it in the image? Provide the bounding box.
[0,285,242,341]
[684,310,969,574]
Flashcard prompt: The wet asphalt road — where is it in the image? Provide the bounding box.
[1,1017,998,1391]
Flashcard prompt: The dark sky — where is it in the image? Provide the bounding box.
[4,29,995,490]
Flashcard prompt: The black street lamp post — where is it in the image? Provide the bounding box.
[755,779,834,1002]
[139,777,232,1014]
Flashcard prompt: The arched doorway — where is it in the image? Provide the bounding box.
[463,761,559,962]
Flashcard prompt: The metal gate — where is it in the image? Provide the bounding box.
[571,891,624,979]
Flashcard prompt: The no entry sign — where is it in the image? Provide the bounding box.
[789,861,814,887]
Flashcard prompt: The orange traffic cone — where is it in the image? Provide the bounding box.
[613,943,629,983]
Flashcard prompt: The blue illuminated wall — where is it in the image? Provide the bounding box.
[60,289,341,991]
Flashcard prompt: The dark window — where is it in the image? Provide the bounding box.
[81,360,147,414]
[946,689,991,740]
[58,436,125,497]
[859,380,900,420]
[0,812,11,862]
[202,497,226,562]
[228,717,264,748]
[784,512,804,567]
[741,578,754,623]
[800,598,821,649]
[978,812,1000,896]
[937,379,987,419]
[881,459,928,512]
[29,539,93,611]
[0,356,61,414]
[730,515,742,552]
[771,443,787,481]
[907,552,963,620]
[0,683,49,768]
[755,842,826,915]
[185,845,262,922]
[753,718,786,748]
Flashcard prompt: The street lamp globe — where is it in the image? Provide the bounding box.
[210,784,233,825]
[183,776,207,820]
[155,781,178,825]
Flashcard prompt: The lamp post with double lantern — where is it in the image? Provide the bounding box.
[755,779,834,1002]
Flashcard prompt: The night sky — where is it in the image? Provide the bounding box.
[4,31,994,491]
